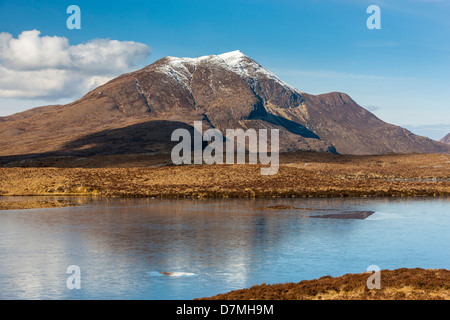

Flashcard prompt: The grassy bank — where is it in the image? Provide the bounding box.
[199,268,450,300]
[1,152,449,199]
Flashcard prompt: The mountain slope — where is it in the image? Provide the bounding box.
[440,133,450,145]
[0,50,449,159]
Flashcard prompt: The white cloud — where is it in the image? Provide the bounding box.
[0,30,151,99]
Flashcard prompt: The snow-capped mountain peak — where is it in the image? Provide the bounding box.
[156,50,301,95]
[218,50,300,94]
[218,50,247,64]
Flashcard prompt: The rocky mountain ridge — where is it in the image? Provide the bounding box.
[1,50,449,160]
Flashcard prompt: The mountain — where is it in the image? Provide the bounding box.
[441,133,450,145]
[0,50,449,160]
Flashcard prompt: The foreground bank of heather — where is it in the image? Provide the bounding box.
[199,268,450,300]
[0,153,449,198]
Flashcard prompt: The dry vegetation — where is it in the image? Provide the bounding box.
[199,268,450,300]
[0,199,82,210]
[0,152,449,198]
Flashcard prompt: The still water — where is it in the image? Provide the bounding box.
[0,197,449,300]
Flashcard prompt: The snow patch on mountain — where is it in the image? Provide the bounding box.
[156,50,302,95]
[218,50,301,94]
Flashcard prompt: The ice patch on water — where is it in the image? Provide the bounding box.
[165,272,197,277]
[365,211,402,220]
[149,271,197,277]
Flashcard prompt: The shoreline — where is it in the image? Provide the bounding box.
[0,199,84,210]
[1,194,449,211]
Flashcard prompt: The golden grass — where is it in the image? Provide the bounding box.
[0,152,449,198]
[198,268,450,300]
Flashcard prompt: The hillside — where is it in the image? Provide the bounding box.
[1,50,449,163]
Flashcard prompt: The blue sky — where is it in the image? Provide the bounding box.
[0,0,449,140]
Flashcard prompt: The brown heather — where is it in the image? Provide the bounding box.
[0,152,449,199]
[198,268,450,300]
